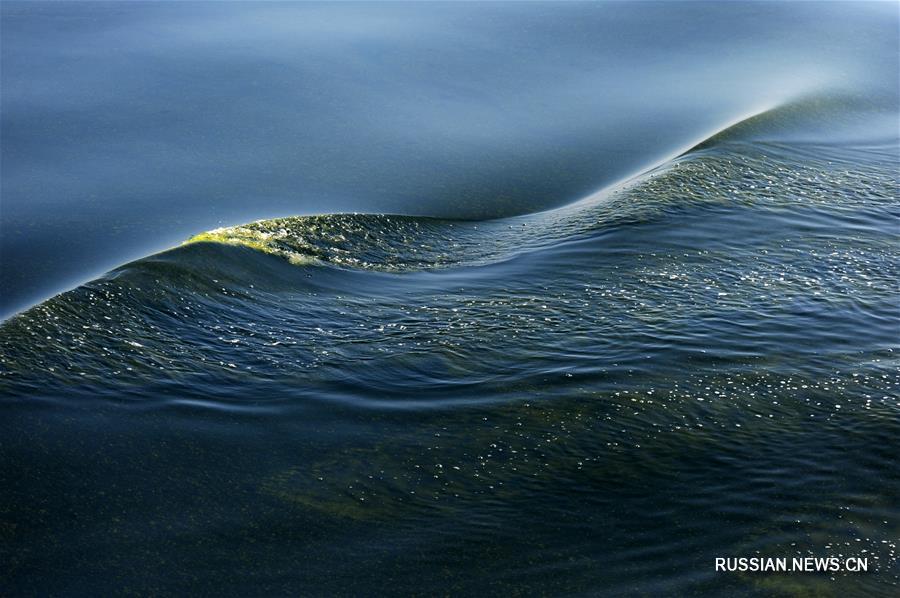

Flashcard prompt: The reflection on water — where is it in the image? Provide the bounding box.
[1,1,899,595]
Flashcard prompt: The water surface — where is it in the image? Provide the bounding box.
[1,2,899,595]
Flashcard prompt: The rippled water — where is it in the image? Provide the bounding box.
[1,2,899,595]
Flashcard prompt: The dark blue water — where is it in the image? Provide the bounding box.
[1,2,899,595]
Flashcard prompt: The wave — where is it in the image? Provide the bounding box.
[163,91,896,279]
[0,90,894,327]
[1,125,896,406]
[0,91,897,407]
[0,95,893,316]
[681,92,899,154]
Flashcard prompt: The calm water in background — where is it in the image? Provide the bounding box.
[1,2,899,596]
